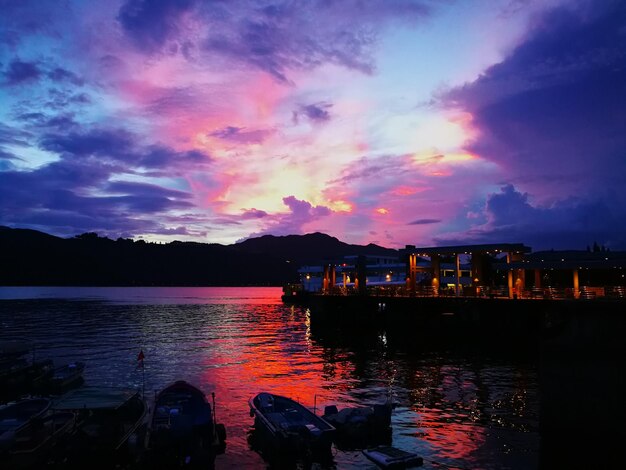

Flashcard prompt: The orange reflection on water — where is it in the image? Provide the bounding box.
[406,364,487,462]
[416,410,486,461]
[197,304,358,417]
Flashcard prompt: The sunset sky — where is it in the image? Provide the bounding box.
[1,0,624,250]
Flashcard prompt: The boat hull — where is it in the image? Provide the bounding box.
[50,388,149,466]
[147,380,225,467]
[249,393,335,460]
[323,401,392,449]
[0,398,51,451]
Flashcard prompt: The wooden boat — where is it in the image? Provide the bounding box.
[0,398,51,451]
[323,399,392,448]
[1,358,54,400]
[50,387,148,466]
[6,411,75,467]
[249,392,335,458]
[363,445,423,469]
[147,380,226,467]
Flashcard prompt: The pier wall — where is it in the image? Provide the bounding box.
[305,295,625,345]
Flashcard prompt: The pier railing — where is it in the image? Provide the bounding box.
[321,285,626,300]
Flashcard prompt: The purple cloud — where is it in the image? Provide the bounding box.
[47,67,84,86]
[209,126,274,144]
[0,149,17,159]
[106,181,192,200]
[0,160,195,238]
[4,208,163,239]
[442,2,626,197]
[0,0,71,39]
[140,145,210,168]
[0,120,211,238]
[2,59,41,85]
[40,128,134,158]
[117,0,196,53]
[436,185,626,250]
[45,89,92,110]
[42,114,80,130]
[293,102,332,124]
[329,155,410,185]
[430,2,626,250]
[39,127,211,169]
[151,226,192,236]
[409,218,441,225]
[15,112,46,123]
[0,123,32,146]
[117,0,434,81]
[13,112,80,132]
[248,195,333,237]
[240,208,269,219]
[284,195,331,218]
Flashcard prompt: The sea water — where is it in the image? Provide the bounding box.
[0,286,540,468]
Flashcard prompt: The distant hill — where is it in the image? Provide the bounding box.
[234,232,397,265]
[0,227,397,286]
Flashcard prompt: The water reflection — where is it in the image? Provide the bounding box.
[0,288,540,469]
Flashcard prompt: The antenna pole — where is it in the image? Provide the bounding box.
[212,392,217,428]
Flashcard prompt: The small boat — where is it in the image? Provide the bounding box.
[0,398,51,451]
[50,387,149,466]
[1,358,54,400]
[147,380,226,467]
[49,362,85,390]
[323,399,392,448]
[249,392,335,458]
[7,411,75,467]
[363,445,423,469]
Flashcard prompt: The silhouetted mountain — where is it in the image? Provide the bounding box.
[234,232,397,265]
[0,227,397,286]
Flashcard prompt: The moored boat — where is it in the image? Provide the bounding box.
[0,398,51,451]
[6,411,75,467]
[50,387,148,466]
[146,380,226,468]
[249,392,335,459]
[323,398,392,448]
[1,358,54,401]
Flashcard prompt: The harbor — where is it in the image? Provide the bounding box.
[0,286,547,469]
[1,286,624,468]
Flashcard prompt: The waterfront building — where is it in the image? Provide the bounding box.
[293,243,625,300]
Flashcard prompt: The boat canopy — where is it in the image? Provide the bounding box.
[52,387,138,410]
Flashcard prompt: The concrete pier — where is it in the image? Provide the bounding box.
[304,294,626,344]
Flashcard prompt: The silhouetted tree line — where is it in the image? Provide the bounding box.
[587,241,610,252]
[0,227,396,286]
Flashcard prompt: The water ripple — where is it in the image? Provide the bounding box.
[0,288,540,469]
